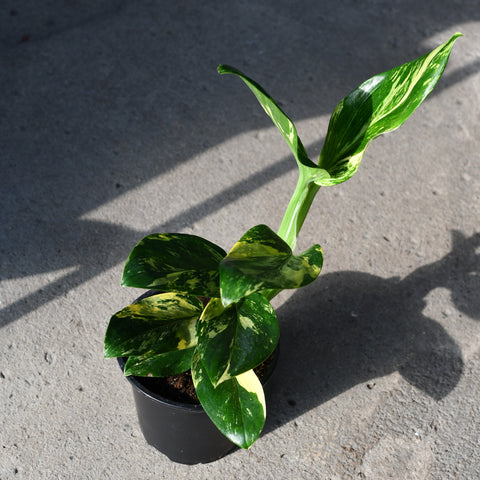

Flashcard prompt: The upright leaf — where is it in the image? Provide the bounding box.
[192,351,266,449]
[122,233,226,297]
[220,224,323,306]
[218,64,317,170]
[104,292,202,358]
[317,33,462,186]
[196,294,279,386]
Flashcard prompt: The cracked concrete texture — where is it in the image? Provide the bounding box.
[1,1,479,479]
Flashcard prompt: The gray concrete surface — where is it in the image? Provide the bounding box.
[1,1,479,479]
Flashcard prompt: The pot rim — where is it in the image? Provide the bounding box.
[117,357,206,412]
[117,342,279,413]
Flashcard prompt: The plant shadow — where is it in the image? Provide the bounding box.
[264,231,480,433]
[2,0,480,330]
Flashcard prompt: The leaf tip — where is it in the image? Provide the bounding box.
[103,348,114,359]
[219,286,234,308]
[220,296,234,309]
[446,32,463,48]
[120,269,132,287]
[217,64,241,76]
[217,64,229,74]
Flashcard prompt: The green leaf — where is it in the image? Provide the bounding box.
[218,64,317,170]
[219,224,323,306]
[192,351,266,449]
[317,32,462,186]
[122,233,227,297]
[104,292,202,358]
[196,294,279,386]
[124,347,195,377]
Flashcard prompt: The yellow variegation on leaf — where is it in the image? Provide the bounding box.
[104,292,202,359]
[191,351,266,449]
[219,224,323,306]
[122,233,226,298]
[316,33,463,186]
[196,294,279,387]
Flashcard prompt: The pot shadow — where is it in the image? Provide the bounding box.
[263,230,480,434]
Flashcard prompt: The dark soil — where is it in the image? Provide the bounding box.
[134,349,278,405]
[137,370,200,404]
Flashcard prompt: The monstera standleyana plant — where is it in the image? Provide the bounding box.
[104,34,461,449]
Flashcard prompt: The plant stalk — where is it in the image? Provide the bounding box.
[276,170,320,251]
[262,170,321,302]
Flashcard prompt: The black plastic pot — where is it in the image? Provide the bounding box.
[116,290,279,463]
[118,347,279,465]
[117,357,234,464]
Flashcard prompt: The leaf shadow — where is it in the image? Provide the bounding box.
[263,231,480,434]
[0,147,302,328]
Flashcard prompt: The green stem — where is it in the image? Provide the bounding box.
[262,170,320,302]
[276,170,320,251]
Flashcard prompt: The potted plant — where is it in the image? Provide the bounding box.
[104,33,461,463]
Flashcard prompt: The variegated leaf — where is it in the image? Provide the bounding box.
[122,233,227,297]
[217,64,317,171]
[124,346,195,377]
[192,351,266,449]
[196,294,279,386]
[104,293,202,358]
[317,33,462,186]
[219,224,323,306]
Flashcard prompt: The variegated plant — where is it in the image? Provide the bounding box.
[104,34,461,449]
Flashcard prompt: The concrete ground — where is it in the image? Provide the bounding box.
[1,1,479,479]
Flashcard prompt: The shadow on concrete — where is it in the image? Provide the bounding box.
[1,1,480,327]
[0,148,305,327]
[264,231,480,435]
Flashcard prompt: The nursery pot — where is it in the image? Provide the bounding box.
[118,348,279,464]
